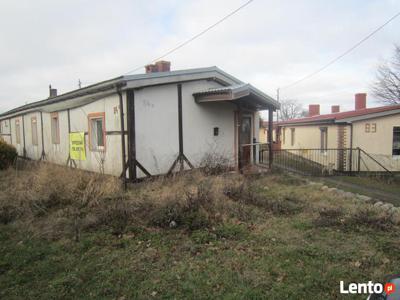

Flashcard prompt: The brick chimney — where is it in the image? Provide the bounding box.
[49,85,57,98]
[308,104,320,117]
[145,60,171,73]
[355,93,366,110]
[331,105,340,113]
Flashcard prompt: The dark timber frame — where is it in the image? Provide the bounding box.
[40,112,46,160]
[117,88,127,189]
[125,89,151,181]
[66,109,77,168]
[22,114,26,157]
[167,84,194,174]
[268,108,274,168]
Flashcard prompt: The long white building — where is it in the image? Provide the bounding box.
[0,61,278,180]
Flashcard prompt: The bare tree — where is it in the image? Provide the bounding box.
[371,45,400,105]
[278,99,305,121]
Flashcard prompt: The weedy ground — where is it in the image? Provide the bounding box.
[0,163,399,299]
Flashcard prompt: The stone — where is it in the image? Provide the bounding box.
[327,187,338,193]
[381,203,394,211]
[390,212,400,225]
[321,185,329,191]
[169,220,177,228]
[343,192,355,199]
[373,201,384,208]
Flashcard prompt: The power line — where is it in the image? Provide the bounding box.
[280,10,400,91]
[123,0,255,75]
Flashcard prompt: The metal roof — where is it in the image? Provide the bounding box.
[273,104,400,126]
[193,83,279,109]
[0,66,275,119]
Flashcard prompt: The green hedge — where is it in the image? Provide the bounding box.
[0,139,17,170]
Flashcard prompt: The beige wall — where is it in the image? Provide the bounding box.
[280,124,341,150]
[352,114,400,155]
[352,114,400,171]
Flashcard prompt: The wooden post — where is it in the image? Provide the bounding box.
[118,89,127,189]
[268,108,273,169]
[40,112,45,160]
[126,89,137,181]
[177,84,184,171]
[237,107,243,172]
[22,114,26,157]
[9,118,12,145]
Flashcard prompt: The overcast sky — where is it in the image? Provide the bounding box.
[0,0,399,116]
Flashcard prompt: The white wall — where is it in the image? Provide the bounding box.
[2,79,263,177]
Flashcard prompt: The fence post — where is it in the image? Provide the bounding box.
[357,147,361,173]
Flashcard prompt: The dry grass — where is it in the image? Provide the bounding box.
[0,162,398,240]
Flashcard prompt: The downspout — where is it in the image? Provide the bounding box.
[117,87,127,190]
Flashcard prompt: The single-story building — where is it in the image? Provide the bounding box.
[260,93,400,172]
[0,61,279,179]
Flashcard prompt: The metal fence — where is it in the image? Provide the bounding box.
[259,148,393,176]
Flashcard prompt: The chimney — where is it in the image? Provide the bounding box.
[145,60,171,73]
[355,93,366,110]
[49,85,57,98]
[308,104,320,117]
[331,105,340,113]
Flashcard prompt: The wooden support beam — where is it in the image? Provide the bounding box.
[126,89,137,181]
[22,114,26,157]
[167,83,194,175]
[118,89,127,189]
[268,108,273,169]
[40,112,45,160]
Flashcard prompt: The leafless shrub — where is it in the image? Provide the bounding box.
[97,198,133,238]
[199,152,231,176]
[149,180,219,230]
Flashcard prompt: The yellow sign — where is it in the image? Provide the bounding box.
[69,132,86,160]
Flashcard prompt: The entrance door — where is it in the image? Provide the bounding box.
[240,116,252,166]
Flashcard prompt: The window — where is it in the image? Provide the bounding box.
[51,113,60,144]
[320,127,328,152]
[15,119,21,144]
[371,123,377,133]
[31,117,38,146]
[290,128,295,146]
[393,127,400,156]
[88,113,106,151]
[365,123,370,133]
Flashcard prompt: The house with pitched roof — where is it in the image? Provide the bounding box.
[261,93,400,172]
[0,61,279,180]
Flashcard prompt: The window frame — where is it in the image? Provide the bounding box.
[320,127,328,153]
[51,112,60,144]
[31,116,38,146]
[88,112,106,152]
[393,126,400,156]
[371,123,377,133]
[290,128,295,146]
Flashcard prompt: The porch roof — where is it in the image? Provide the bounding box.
[193,83,279,111]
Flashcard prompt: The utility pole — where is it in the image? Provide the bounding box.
[78,79,82,89]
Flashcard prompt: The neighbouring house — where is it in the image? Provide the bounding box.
[261,93,400,172]
[0,61,279,180]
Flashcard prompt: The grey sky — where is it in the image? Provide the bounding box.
[0,0,399,116]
